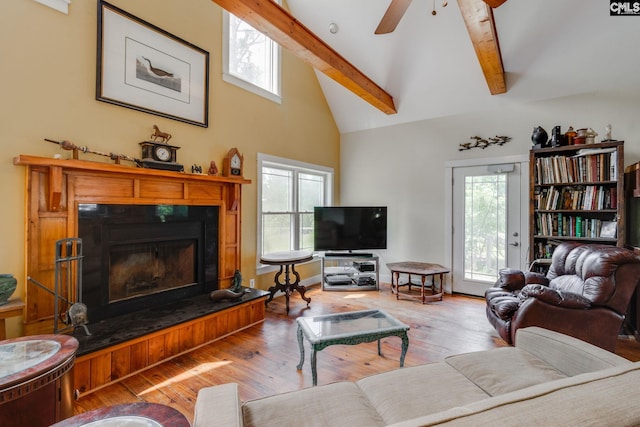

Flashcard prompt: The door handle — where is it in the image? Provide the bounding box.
[509,242,519,247]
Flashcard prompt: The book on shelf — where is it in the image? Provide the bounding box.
[535,213,609,239]
[533,185,616,211]
[534,149,617,185]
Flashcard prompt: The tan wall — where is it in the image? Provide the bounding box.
[0,0,339,337]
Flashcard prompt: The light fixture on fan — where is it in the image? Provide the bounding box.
[432,0,448,16]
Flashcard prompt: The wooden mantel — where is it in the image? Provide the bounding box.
[14,155,251,335]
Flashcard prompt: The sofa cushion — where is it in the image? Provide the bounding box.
[445,347,566,396]
[514,326,631,376]
[487,295,520,320]
[388,362,640,427]
[356,362,489,425]
[194,383,243,427]
[519,284,592,308]
[242,381,385,427]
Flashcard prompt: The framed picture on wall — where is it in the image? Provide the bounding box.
[96,1,209,127]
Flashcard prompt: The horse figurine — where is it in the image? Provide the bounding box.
[151,125,172,143]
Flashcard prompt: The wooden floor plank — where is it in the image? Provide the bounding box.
[72,283,640,423]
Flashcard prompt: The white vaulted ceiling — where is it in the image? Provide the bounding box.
[284,0,640,133]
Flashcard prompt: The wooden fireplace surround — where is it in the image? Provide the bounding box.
[14,155,266,395]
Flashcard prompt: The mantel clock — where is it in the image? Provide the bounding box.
[139,141,184,172]
[223,147,243,177]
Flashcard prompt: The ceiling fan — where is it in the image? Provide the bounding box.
[374,0,508,35]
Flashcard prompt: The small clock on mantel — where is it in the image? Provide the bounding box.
[222,147,244,177]
[139,141,184,172]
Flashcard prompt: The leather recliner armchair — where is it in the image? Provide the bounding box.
[485,241,640,352]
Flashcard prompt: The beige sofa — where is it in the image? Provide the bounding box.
[194,327,640,426]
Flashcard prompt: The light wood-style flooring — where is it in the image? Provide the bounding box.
[73,283,640,423]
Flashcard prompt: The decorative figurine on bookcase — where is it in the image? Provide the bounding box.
[531,126,550,149]
[550,125,566,147]
[565,126,577,145]
[585,128,598,144]
[603,124,614,142]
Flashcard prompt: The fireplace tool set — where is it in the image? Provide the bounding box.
[27,238,91,335]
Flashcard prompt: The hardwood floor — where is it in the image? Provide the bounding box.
[73,283,640,424]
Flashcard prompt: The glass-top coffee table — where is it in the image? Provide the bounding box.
[296,309,410,386]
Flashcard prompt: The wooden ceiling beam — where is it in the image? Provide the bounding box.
[211,0,397,114]
[483,0,507,7]
[458,0,506,95]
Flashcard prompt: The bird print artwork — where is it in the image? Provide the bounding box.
[136,56,181,92]
[141,56,174,77]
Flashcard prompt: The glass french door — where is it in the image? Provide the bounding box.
[452,164,523,296]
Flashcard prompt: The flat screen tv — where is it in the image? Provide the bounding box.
[313,206,387,252]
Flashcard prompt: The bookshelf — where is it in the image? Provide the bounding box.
[529,140,625,269]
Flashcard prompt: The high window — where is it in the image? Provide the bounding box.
[258,154,333,264]
[223,9,281,103]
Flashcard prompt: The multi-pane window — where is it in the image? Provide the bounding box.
[258,154,333,260]
[223,9,281,102]
[463,174,507,282]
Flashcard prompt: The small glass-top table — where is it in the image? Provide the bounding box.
[296,309,410,386]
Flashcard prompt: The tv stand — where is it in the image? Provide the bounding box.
[319,253,379,292]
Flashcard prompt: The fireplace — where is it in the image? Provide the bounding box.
[78,204,219,322]
[16,155,267,395]
[16,155,247,336]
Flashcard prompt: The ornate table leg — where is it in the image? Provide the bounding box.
[283,264,292,314]
[431,274,436,296]
[264,258,312,314]
[377,339,382,356]
[265,265,285,307]
[394,271,400,300]
[290,264,311,309]
[296,325,305,370]
[399,332,409,367]
[311,345,318,386]
[420,274,426,304]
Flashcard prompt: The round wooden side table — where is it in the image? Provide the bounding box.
[0,334,79,427]
[261,250,314,314]
[50,402,190,427]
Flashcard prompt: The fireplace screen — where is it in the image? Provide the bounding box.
[109,239,197,302]
[78,203,219,322]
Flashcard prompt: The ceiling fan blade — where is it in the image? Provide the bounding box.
[375,0,412,35]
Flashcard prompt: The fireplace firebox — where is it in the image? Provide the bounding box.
[78,204,219,322]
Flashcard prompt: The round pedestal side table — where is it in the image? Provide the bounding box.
[50,402,190,427]
[0,334,79,427]
[261,250,314,314]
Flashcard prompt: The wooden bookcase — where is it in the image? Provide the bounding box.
[529,141,625,269]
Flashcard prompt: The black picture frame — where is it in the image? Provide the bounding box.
[96,1,209,127]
